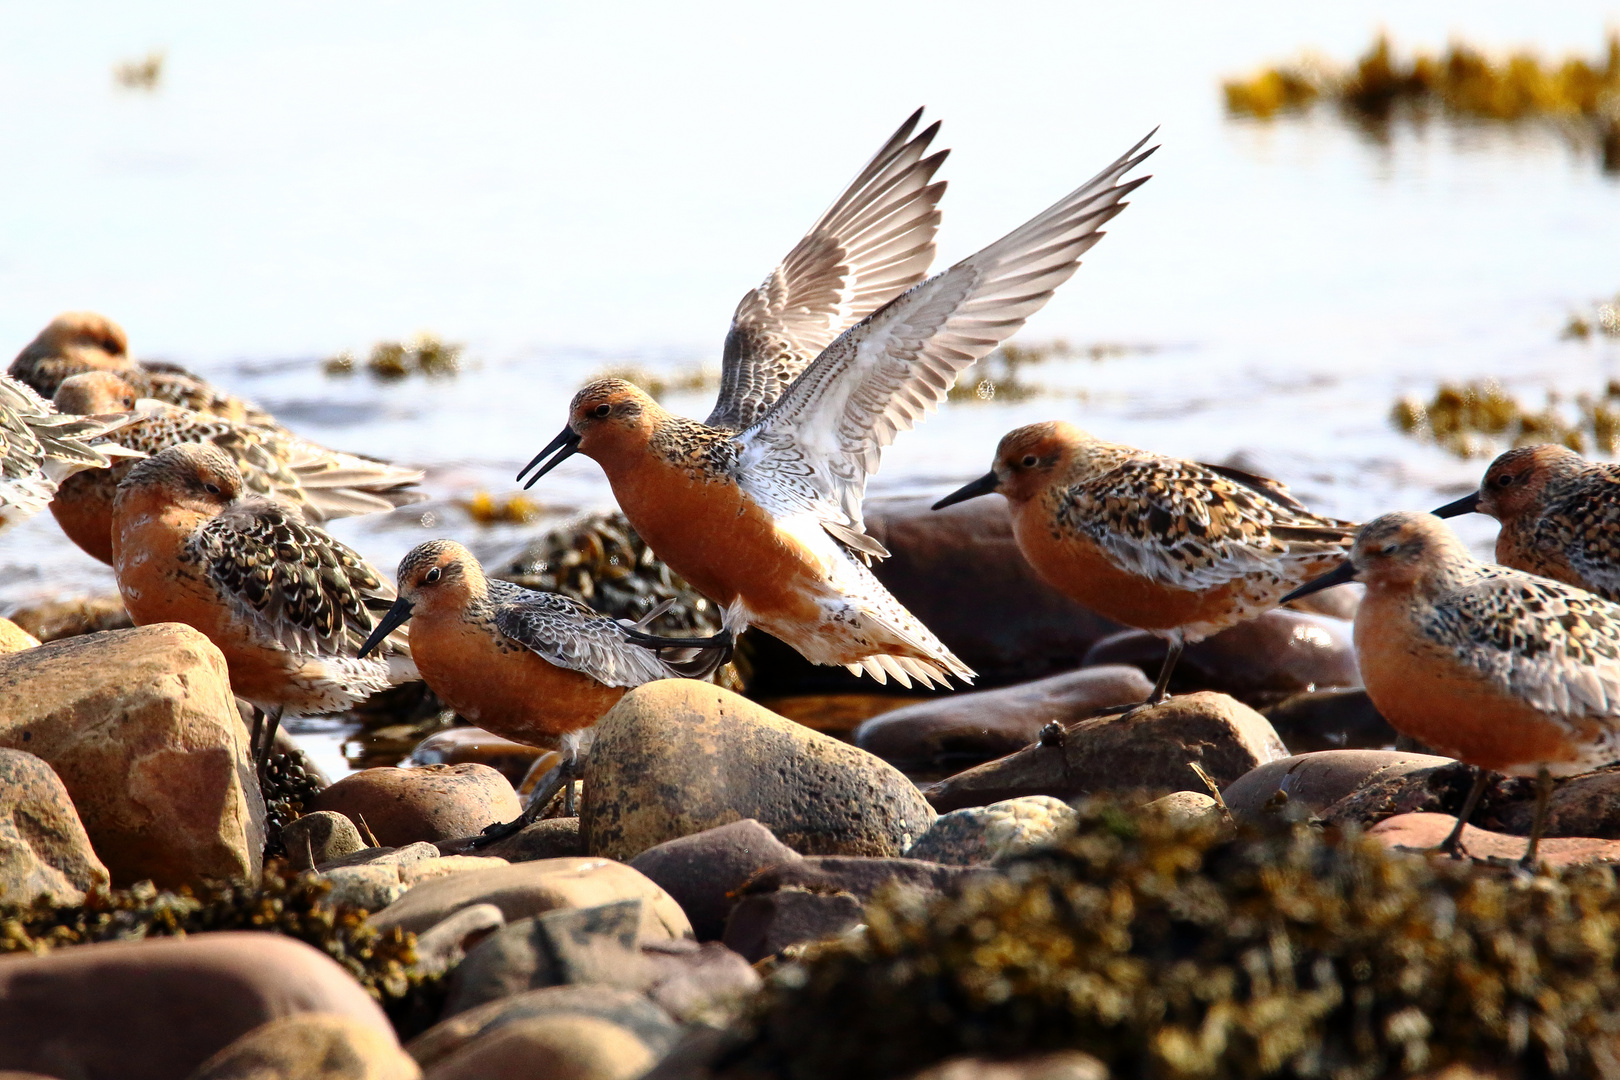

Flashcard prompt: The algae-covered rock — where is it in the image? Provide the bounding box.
[721,799,1620,1079]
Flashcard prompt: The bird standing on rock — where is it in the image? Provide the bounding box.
[51,371,424,565]
[358,539,733,839]
[110,443,418,772]
[11,311,281,429]
[1433,443,1620,601]
[1284,511,1620,869]
[933,422,1357,710]
[0,374,135,535]
[520,113,1155,689]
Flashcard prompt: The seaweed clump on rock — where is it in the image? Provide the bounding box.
[0,863,443,1034]
[723,800,1620,1079]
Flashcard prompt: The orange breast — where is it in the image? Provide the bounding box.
[50,468,119,565]
[409,610,623,746]
[606,454,825,625]
[1355,585,1582,774]
[1009,500,1245,632]
[1495,523,1583,592]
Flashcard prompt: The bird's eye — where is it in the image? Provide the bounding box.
[593,403,612,418]
[203,482,221,495]
[1021,454,1038,468]
[424,567,442,584]
[1495,474,1515,487]
[1381,543,1398,555]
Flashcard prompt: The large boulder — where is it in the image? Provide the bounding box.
[0,933,395,1080]
[854,666,1153,777]
[926,692,1288,813]
[1082,610,1360,707]
[308,765,521,848]
[0,624,262,887]
[367,857,691,941]
[185,1013,420,1080]
[584,682,936,861]
[0,748,109,906]
[740,496,1127,696]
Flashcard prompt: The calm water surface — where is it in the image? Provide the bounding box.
[3,3,1618,774]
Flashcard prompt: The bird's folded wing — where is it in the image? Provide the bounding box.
[192,498,401,658]
[1065,457,1351,590]
[735,131,1157,540]
[1435,568,1620,716]
[488,582,677,688]
[706,109,948,432]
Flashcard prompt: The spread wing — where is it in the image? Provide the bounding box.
[735,131,1157,545]
[1426,565,1620,717]
[0,376,124,478]
[190,498,403,657]
[487,580,700,688]
[1057,456,1355,590]
[705,109,948,432]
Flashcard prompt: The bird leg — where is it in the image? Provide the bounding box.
[1437,766,1489,859]
[469,747,580,849]
[249,705,284,786]
[1090,638,1185,718]
[1519,766,1554,872]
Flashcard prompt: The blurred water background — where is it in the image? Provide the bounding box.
[3,2,1618,769]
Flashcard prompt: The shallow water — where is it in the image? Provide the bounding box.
[3,4,1618,776]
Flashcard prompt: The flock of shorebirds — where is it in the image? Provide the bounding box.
[4,110,1620,866]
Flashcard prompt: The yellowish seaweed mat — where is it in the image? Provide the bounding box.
[1392,378,1620,459]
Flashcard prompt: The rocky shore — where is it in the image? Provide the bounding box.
[3,496,1618,1079]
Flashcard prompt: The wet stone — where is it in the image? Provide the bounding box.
[1082,609,1360,708]
[926,692,1287,813]
[583,682,935,861]
[905,796,1076,866]
[854,666,1154,778]
[308,764,521,848]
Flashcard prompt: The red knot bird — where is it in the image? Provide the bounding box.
[933,422,1356,710]
[1434,443,1620,601]
[51,370,424,565]
[358,538,731,838]
[11,311,280,428]
[519,114,1155,689]
[1285,510,1620,869]
[0,373,134,535]
[110,442,418,772]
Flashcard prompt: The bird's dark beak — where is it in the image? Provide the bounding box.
[932,470,1000,511]
[358,597,414,659]
[517,424,583,488]
[1431,491,1482,519]
[1279,560,1359,605]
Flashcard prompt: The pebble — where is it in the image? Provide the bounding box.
[282,811,366,871]
[627,819,802,941]
[323,864,410,911]
[1082,609,1360,707]
[0,747,109,905]
[4,594,130,643]
[1140,790,1223,828]
[457,817,585,862]
[0,616,40,654]
[722,886,865,963]
[184,1013,421,1080]
[367,857,691,941]
[408,727,546,788]
[1369,812,1620,867]
[319,841,442,872]
[583,681,935,861]
[308,764,521,848]
[905,1052,1108,1080]
[413,903,506,976]
[904,796,1076,866]
[408,986,681,1080]
[0,933,394,1080]
[853,666,1155,777]
[1223,749,1457,825]
[0,624,262,888]
[925,692,1288,813]
[1260,688,1398,753]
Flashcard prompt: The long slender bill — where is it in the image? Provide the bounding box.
[358,597,415,659]
[1279,560,1359,604]
[932,470,1000,511]
[517,425,583,488]
[1431,491,1482,518]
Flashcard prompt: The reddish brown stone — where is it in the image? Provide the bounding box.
[308,764,520,848]
[1369,812,1620,867]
